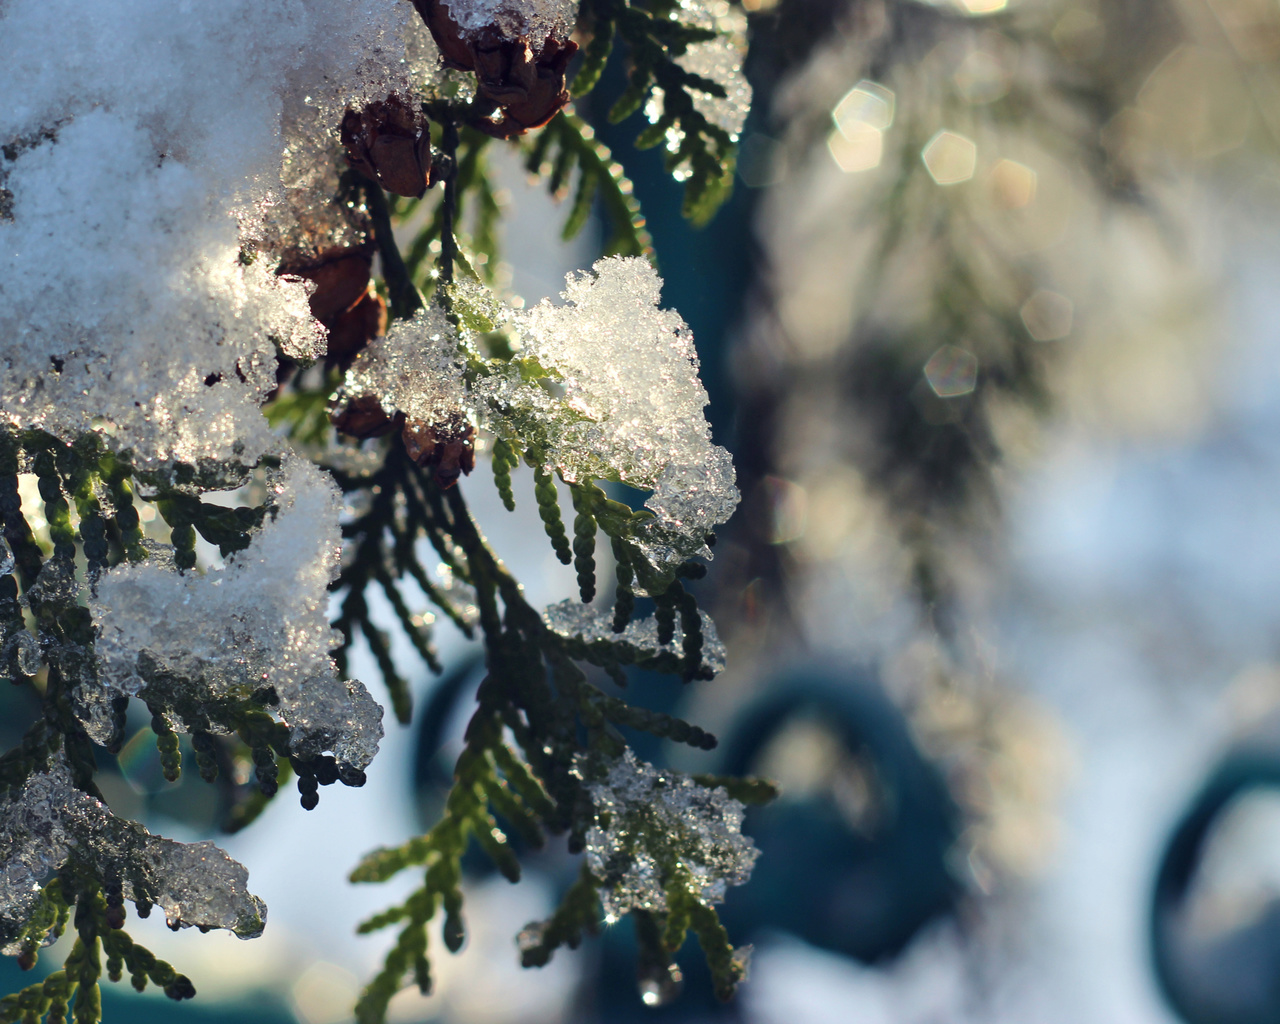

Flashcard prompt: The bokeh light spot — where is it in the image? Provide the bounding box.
[291,962,360,1024]
[828,125,884,173]
[764,475,809,544]
[924,345,979,397]
[1020,289,1074,340]
[922,130,978,184]
[955,48,1011,104]
[833,80,896,135]
[1137,45,1252,159]
[117,726,173,795]
[958,0,1008,17]
[991,158,1038,208]
[828,81,894,173]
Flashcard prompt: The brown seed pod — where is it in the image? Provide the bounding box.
[324,288,388,369]
[281,248,373,323]
[412,0,478,70]
[409,0,577,139]
[331,394,403,439]
[276,246,385,367]
[473,34,577,138]
[340,94,434,199]
[401,413,477,488]
[332,394,476,488]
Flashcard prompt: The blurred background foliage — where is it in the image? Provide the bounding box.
[13,0,1280,1019]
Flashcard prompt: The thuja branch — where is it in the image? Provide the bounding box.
[330,127,762,1021]
[576,0,749,224]
[525,108,653,258]
[347,470,746,1022]
[436,116,461,293]
[3,0,758,1019]
[364,182,422,321]
[397,119,497,295]
[0,436,291,1024]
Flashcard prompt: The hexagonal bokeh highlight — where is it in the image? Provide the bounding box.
[958,0,1008,15]
[1020,289,1074,341]
[922,130,978,185]
[833,80,896,135]
[828,125,884,173]
[828,80,895,174]
[991,158,1038,208]
[924,345,979,397]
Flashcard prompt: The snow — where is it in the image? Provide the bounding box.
[473,257,739,574]
[340,305,469,428]
[645,0,752,167]
[575,748,758,920]
[0,0,743,979]
[0,0,438,469]
[91,456,384,773]
[1,754,266,954]
[543,598,727,676]
[440,0,577,44]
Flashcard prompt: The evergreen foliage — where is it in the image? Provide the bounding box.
[0,0,760,1019]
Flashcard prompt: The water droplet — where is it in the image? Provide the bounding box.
[638,964,683,1006]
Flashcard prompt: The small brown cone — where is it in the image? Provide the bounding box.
[325,289,388,368]
[341,94,434,199]
[401,414,477,488]
[408,0,577,139]
[282,249,373,323]
[411,0,477,70]
[332,394,403,439]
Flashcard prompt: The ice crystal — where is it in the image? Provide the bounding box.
[575,748,758,920]
[340,306,470,426]
[645,0,752,155]
[542,599,726,675]
[475,257,739,572]
[12,632,39,678]
[516,920,549,952]
[441,0,578,45]
[241,149,368,271]
[24,556,79,610]
[91,457,383,772]
[0,755,265,955]
[71,685,124,751]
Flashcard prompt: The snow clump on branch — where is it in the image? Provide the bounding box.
[1,754,266,955]
[0,0,437,468]
[90,457,383,774]
[471,257,740,572]
[574,748,759,921]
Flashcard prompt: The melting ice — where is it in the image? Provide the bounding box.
[473,257,740,573]
[543,599,727,676]
[0,754,266,955]
[91,457,383,772]
[576,748,758,920]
